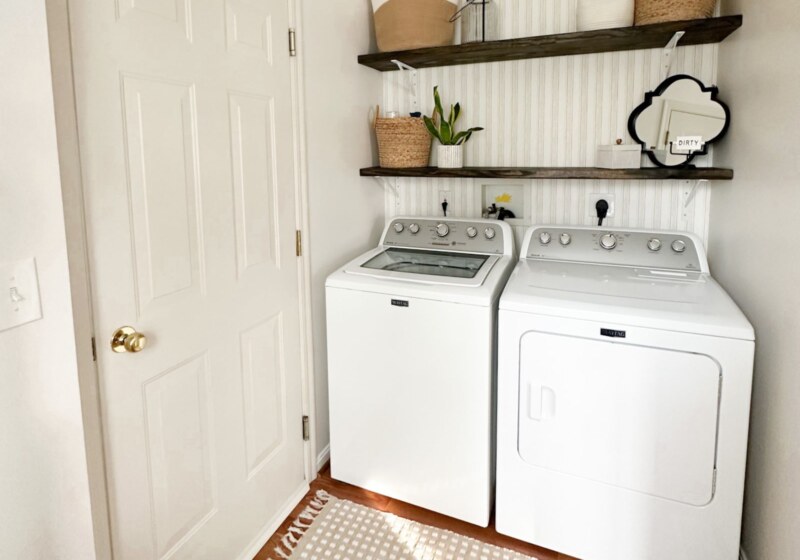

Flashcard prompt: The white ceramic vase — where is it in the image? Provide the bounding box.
[437,145,464,168]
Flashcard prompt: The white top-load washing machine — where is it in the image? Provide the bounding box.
[496,226,754,560]
[326,217,515,526]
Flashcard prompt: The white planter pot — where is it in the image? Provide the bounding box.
[437,145,464,169]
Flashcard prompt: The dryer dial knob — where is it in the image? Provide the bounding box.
[409,223,420,234]
[647,238,662,252]
[672,239,687,253]
[539,232,552,245]
[466,226,478,238]
[393,223,404,233]
[436,223,450,237]
[600,233,618,250]
[559,233,572,246]
[484,227,496,240]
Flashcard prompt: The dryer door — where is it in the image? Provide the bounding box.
[518,331,720,506]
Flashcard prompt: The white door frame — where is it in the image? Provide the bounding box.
[45,1,317,558]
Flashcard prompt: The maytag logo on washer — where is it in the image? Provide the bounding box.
[391,299,409,308]
[601,328,627,338]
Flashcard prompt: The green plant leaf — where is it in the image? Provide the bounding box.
[440,120,453,144]
[433,86,444,122]
[452,131,469,145]
[453,103,461,125]
[423,115,442,143]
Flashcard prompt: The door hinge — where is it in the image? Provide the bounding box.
[295,230,302,257]
[91,336,97,362]
[302,415,310,441]
[288,28,297,57]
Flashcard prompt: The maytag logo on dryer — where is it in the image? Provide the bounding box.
[391,299,409,308]
[601,328,626,338]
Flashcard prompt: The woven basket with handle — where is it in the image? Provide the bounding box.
[635,0,717,25]
[375,116,431,169]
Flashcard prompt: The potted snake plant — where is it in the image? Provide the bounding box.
[423,86,483,169]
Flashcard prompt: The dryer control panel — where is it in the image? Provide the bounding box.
[524,226,706,272]
[383,218,509,256]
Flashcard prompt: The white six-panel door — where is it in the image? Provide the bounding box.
[67,1,307,558]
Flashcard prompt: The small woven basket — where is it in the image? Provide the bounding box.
[635,0,717,25]
[375,117,431,168]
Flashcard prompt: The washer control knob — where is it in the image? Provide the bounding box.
[408,223,420,234]
[671,239,687,253]
[393,222,404,233]
[466,226,478,238]
[539,232,552,245]
[647,238,662,252]
[484,227,497,240]
[600,233,618,250]
[436,223,450,237]
[559,233,572,246]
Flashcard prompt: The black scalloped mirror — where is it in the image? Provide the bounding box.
[628,75,730,168]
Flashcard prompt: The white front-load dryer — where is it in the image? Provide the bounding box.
[326,217,515,527]
[495,226,754,560]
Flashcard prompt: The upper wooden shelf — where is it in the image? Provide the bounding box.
[358,15,743,72]
[360,166,734,181]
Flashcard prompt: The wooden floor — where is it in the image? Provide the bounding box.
[256,464,577,560]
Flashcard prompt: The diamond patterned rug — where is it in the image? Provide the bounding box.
[273,491,539,560]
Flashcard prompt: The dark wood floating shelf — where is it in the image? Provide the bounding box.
[360,167,734,181]
[358,15,742,71]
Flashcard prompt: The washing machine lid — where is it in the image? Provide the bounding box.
[500,259,754,340]
[347,247,498,287]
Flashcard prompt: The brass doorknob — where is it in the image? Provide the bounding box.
[111,326,148,353]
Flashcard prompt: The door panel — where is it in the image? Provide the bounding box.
[68,1,306,557]
[518,331,720,506]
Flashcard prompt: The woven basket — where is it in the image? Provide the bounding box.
[635,0,716,25]
[373,0,457,52]
[375,117,431,168]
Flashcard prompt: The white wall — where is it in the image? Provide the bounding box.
[301,0,385,462]
[385,0,720,247]
[0,0,97,558]
[711,2,800,559]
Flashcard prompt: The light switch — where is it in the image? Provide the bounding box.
[0,258,43,333]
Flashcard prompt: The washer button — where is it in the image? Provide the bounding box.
[671,239,687,253]
[559,233,572,246]
[647,238,662,252]
[393,223,404,233]
[484,227,496,240]
[409,223,420,234]
[539,232,552,245]
[466,226,478,238]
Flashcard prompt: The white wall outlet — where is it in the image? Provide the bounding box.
[587,193,616,219]
[0,258,43,333]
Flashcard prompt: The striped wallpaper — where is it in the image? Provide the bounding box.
[380,0,722,245]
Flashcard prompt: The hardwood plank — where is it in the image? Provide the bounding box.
[256,463,575,559]
[360,166,735,181]
[358,16,742,72]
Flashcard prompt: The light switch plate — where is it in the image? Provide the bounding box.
[0,258,43,333]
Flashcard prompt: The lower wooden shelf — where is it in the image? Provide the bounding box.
[360,166,734,181]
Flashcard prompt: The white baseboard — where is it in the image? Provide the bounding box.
[740,546,749,560]
[316,444,330,472]
[237,481,310,560]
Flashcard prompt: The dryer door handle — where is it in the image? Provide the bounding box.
[527,384,556,421]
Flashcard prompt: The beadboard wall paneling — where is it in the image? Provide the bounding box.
[381,0,721,243]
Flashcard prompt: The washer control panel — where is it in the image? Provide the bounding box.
[525,227,704,271]
[383,218,506,255]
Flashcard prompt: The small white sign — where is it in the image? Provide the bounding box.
[674,136,705,153]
